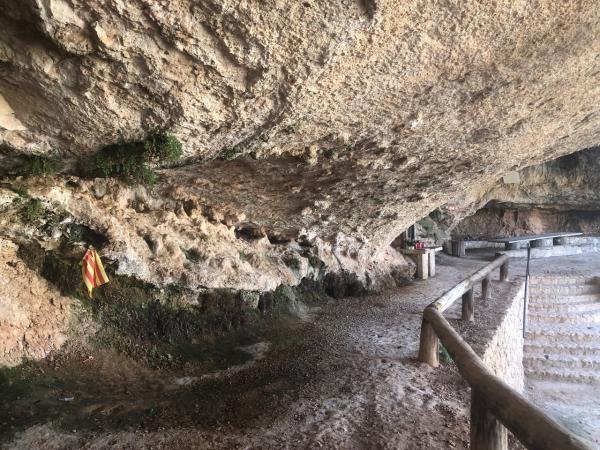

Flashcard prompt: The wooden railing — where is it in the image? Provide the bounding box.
[418,255,591,450]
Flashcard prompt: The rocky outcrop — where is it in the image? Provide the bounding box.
[480,146,600,210]
[0,1,599,267]
[443,146,600,238]
[0,178,413,293]
[0,238,73,366]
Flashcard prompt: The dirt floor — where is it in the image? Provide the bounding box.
[1,253,598,449]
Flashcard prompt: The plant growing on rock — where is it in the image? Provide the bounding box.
[439,345,454,364]
[143,131,183,162]
[93,131,182,185]
[16,155,61,177]
[23,198,43,222]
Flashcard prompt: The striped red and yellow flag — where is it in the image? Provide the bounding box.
[82,248,109,298]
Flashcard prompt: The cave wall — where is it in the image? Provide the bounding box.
[453,207,600,240]
[0,1,599,255]
[438,146,600,239]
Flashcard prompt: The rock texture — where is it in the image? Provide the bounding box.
[0,238,72,366]
[1,1,600,261]
[0,179,412,292]
[445,146,600,238]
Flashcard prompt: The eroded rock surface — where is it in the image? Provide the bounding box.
[0,238,72,367]
[1,1,599,261]
[441,146,600,238]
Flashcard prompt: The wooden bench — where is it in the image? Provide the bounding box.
[400,247,443,280]
[489,232,583,250]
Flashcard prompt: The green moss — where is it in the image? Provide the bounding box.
[15,155,62,177]
[23,198,43,222]
[13,186,29,198]
[439,345,454,364]
[93,131,182,185]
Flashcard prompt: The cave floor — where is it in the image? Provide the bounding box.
[3,253,598,449]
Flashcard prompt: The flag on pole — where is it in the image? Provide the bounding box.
[82,247,109,298]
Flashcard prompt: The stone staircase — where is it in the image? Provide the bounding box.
[524,275,600,384]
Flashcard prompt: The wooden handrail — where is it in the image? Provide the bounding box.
[431,254,509,312]
[424,307,590,450]
[418,256,591,450]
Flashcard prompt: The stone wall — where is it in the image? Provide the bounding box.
[452,280,525,392]
[480,282,525,392]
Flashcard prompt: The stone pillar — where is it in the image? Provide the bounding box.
[531,238,553,248]
[452,240,466,257]
[428,250,436,277]
[414,253,429,280]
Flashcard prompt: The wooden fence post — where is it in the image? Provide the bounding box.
[418,318,439,367]
[471,389,507,450]
[481,275,491,300]
[500,260,509,281]
[462,288,474,321]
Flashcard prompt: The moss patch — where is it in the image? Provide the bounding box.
[23,198,43,222]
[14,155,62,177]
[92,131,182,185]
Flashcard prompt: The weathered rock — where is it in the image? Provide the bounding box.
[440,146,600,238]
[0,1,599,251]
[0,238,72,366]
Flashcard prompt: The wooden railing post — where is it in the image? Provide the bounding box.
[471,389,508,450]
[481,275,491,300]
[462,288,474,321]
[418,317,439,367]
[500,260,509,281]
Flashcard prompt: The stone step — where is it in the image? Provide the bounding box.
[529,275,600,286]
[524,366,600,384]
[528,310,600,325]
[525,325,600,344]
[524,354,600,370]
[529,284,600,297]
[524,341,600,357]
[528,298,600,312]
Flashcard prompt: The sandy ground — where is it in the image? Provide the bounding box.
[2,253,598,449]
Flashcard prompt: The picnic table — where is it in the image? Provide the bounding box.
[400,247,443,280]
[489,232,583,250]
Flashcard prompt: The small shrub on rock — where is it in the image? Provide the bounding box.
[16,155,61,177]
[439,345,454,364]
[143,132,183,162]
[93,131,182,185]
[23,198,43,222]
